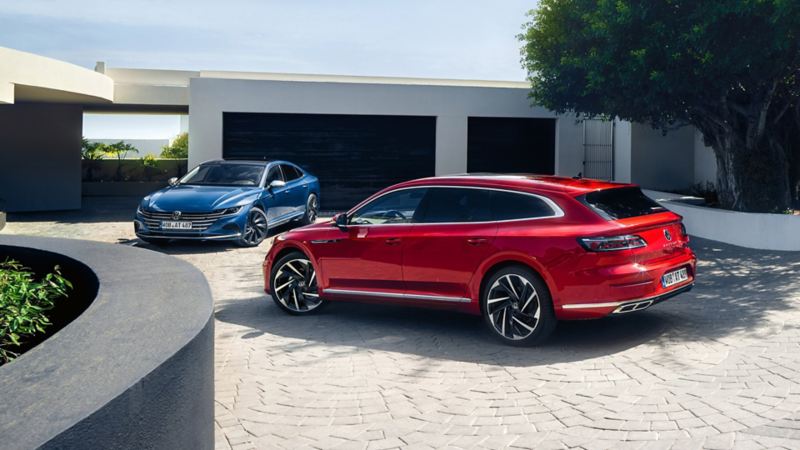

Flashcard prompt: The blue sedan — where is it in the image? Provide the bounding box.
[135,160,320,247]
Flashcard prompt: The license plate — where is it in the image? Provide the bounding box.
[161,221,192,230]
[662,267,688,288]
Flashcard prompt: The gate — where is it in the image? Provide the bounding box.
[582,119,615,180]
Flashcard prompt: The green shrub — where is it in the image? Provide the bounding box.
[160,132,188,159]
[0,259,72,364]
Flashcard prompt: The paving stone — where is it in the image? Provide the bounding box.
[11,202,800,450]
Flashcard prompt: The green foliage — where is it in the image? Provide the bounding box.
[160,132,188,159]
[520,0,800,128]
[141,154,158,168]
[81,137,105,160]
[520,0,800,212]
[103,141,139,160]
[0,259,72,364]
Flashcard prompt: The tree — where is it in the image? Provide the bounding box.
[521,0,800,212]
[80,137,105,160]
[160,132,188,159]
[81,137,106,182]
[103,141,139,181]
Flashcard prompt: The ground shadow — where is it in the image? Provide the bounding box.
[215,237,800,366]
[7,197,142,224]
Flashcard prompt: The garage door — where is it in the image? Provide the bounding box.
[223,112,436,209]
[467,117,556,174]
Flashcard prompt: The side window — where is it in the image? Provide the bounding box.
[491,191,555,220]
[349,188,427,225]
[416,188,492,223]
[266,165,284,184]
[281,164,303,181]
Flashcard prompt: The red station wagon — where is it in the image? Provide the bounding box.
[263,175,696,346]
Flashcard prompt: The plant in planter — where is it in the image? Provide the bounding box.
[81,137,106,182]
[103,141,139,181]
[141,154,160,182]
[0,260,72,364]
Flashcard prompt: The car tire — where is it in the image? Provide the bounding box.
[480,265,556,346]
[237,207,269,247]
[301,193,319,225]
[270,251,326,315]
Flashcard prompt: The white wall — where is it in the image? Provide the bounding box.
[693,129,717,185]
[613,119,632,183]
[629,123,695,191]
[646,190,800,251]
[188,78,584,175]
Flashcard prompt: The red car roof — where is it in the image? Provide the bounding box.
[393,174,631,196]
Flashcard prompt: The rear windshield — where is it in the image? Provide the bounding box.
[581,187,666,220]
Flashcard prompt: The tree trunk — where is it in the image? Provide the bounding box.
[713,136,792,212]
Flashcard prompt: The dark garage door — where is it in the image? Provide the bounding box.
[223,112,436,209]
[467,117,556,174]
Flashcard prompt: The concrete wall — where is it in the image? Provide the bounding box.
[629,123,695,191]
[646,190,800,251]
[0,236,214,450]
[0,103,82,212]
[1,47,113,105]
[188,78,585,176]
[693,129,717,185]
[613,120,632,183]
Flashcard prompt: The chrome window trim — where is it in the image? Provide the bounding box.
[347,185,565,227]
[324,288,470,303]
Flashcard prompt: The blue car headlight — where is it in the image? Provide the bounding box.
[217,206,244,216]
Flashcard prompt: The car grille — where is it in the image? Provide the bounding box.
[138,210,228,232]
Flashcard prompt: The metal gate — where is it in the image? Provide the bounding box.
[582,119,615,180]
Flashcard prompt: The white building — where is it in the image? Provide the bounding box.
[0,47,716,211]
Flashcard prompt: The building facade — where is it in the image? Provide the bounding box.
[0,47,716,212]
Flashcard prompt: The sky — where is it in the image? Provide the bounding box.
[0,0,538,139]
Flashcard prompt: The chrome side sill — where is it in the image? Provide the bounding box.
[562,283,694,311]
[324,288,471,303]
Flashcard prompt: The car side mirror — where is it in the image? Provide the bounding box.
[168,177,179,186]
[334,213,349,231]
[268,179,286,189]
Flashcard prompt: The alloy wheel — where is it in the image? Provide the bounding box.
[486,274,540,340]
[272,258,322,312]
[306,195,319,223]
[242,208,269,245]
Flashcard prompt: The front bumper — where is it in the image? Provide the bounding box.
[134,211,246,241]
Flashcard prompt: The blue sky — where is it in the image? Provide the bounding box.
[1,1,538,139]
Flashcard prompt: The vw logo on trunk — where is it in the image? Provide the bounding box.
[172,211,182,220]
[663,229,672,241]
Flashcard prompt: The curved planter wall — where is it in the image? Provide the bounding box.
[645,190,800,251]
[0,236,214,450]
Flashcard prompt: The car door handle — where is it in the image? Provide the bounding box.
[467,238,488,246]
[385,237,402,246]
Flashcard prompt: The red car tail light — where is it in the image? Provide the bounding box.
[578,235,647,252]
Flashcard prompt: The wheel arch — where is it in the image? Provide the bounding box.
[267,243,317,294]
[469,253,558,315]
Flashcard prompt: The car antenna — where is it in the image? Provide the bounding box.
[573,172,582,179]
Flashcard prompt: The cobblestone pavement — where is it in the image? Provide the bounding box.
[5,198,800,449]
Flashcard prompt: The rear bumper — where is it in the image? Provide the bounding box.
[554,246,696,319]
[562,282,693,315]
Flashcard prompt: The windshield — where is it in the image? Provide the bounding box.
[179,164,265,186]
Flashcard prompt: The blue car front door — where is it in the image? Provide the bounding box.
[279,164,308,216]
[264,164,293,221]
